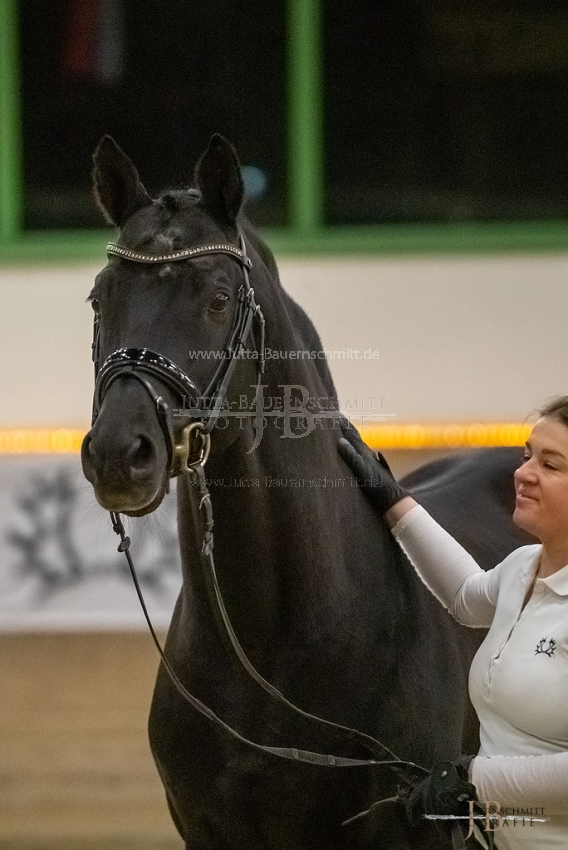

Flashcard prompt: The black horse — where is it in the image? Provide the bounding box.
[82,134,530,850]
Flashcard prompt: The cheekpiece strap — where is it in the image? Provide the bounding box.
[106,241,252,268]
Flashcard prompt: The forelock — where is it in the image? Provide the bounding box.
[159,189,202,213]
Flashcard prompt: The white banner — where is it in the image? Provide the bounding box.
[0,457,181,631]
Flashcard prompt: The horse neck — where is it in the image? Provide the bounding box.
[175,365,406,669]
[175,274,409,665]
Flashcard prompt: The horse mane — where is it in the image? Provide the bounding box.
[239,216,338,401]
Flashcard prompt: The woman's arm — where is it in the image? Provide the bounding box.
[385,495,419,527]
[391,504,499,626]
[472,752,568,816]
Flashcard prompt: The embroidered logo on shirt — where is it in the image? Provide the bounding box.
[535,637,556,658]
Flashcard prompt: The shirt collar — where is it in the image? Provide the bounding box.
[519,545,568,596]
[518,547,542,585]
[541,562,568,596]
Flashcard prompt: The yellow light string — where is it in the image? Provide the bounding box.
[360,422,531,450]
[0,429,86,454]
[0,423,531,454]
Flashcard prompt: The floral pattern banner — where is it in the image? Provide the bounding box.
[0,457,181,631]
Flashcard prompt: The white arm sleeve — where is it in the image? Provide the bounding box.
[391,505,501,627]
[471,752,568,815]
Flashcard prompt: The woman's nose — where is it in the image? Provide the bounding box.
[515,458,536,484]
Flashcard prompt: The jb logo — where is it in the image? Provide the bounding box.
[466,801,504,840]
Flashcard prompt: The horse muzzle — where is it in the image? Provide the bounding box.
[81,381,171,515]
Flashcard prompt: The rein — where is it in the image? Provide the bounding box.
[94,232,477,846]
[109,435,427,773]
[110,448,480,848]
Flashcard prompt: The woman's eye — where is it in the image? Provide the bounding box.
[210,293,229,313]
[522,454,530,463]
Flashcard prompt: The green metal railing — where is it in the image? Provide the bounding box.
[287,0,323,236]
[0,0,23,245]
[1,0,568,263]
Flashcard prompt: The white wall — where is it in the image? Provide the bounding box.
[1,252,567,427]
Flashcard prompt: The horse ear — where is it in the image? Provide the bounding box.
[92,135,152,227]
[195,134,244,224]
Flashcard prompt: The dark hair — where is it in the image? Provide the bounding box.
[538,396,568,428]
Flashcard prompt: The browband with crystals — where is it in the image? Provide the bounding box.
[106,241,252,268]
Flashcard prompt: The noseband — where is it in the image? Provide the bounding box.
[91,234,265,478]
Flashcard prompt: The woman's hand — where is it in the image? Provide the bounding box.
[338,423,413,518]
[403,760,477,825]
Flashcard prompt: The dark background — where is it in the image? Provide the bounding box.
[20,0,568,228]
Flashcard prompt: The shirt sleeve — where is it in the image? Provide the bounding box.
[471,752,568,816]
[391,505,502,627]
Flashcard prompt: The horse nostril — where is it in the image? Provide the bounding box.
[81,433,97,477]
[127,435,155,471]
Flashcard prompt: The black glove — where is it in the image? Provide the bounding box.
[338,423,409,514]
[403,760,477,826]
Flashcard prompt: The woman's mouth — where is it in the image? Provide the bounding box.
[516,490,537,505]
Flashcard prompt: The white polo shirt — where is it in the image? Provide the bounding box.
[392,505,568,850]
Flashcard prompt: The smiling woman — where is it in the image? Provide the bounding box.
[514,403,568,572]
[339,395,568,849]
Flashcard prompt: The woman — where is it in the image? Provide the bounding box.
[338,397,568,849]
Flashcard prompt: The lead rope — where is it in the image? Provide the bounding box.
[109,450,484,849]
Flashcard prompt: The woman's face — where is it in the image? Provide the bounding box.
[514,416,568,543]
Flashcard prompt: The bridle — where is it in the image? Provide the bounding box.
[89,231,480,847]
[92,233,265,480]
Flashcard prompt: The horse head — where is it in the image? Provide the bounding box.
[82,134,265,515]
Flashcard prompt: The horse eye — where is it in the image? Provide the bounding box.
[90,298,100,314]
[210,293,229,313]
